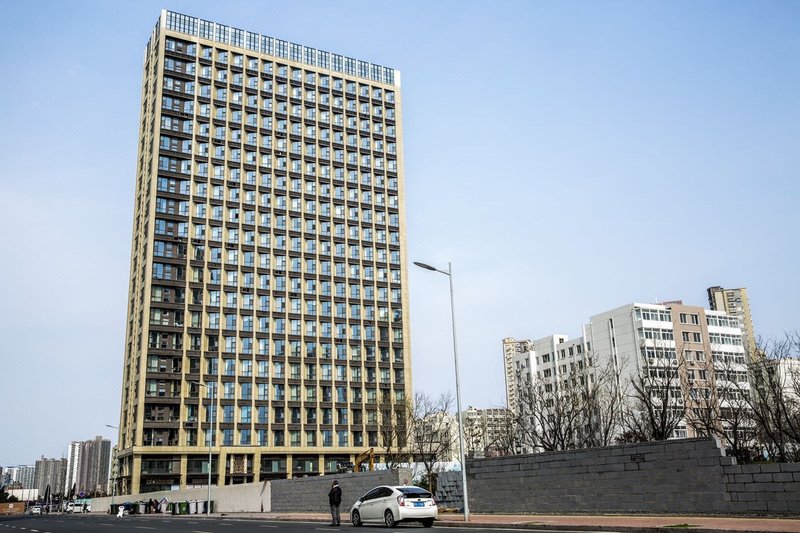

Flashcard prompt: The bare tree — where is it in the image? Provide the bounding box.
[379,394,412,468]
[683,346,757,462]
[489,409,522,456]
[621,345,686,443]
[577,355,627,448]
[742,334,800,462]
[409,391,456,490]
[461,411,487,458]
[515,372,582,452]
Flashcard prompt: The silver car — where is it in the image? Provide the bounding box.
[351,485,437,528]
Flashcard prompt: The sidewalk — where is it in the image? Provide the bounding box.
[162,511,800,533]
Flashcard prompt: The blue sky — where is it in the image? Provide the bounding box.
[1,1,798,465]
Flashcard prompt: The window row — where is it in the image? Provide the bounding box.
[149,333,404,359]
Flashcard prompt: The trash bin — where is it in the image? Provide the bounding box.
[169,502,176,515]
[189,500,197,514]
[178,501,189,515]
[138,502,146,515]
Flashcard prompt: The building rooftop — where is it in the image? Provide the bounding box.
[160,10,399,86]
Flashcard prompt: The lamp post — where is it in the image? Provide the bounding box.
[413,261,469,522]
[191,381,214,515]
[105,425,119,512]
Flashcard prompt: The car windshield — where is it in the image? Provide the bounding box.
[398,487,431,498]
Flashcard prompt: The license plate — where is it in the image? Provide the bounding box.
[414,502,424,507]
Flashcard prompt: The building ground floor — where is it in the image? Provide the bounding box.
[116,447,375,495]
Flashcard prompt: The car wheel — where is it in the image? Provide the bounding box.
[384,509,396,528]
[422,519,434,528]
[351,510,362,527]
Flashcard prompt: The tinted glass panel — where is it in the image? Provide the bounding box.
[363,488,382,501]
[398,487,432,498]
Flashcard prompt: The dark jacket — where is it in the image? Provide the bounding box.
[328,485,342,506]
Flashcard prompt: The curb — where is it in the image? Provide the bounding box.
[93,513,794,533]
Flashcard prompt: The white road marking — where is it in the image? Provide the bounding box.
[136,528,157,531]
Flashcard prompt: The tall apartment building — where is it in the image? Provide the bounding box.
[34,457,66,496]
[65,442,81,494]
[117,10,410,494]
[707,286,756,357]
[0,465,36,489]
[66,436,111,496]
[15,466,36,489]
[505,301,749,442]
[502,338,534,412]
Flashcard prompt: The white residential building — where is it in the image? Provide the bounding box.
[504,300,749,443]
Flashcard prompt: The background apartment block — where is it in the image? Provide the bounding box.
[505,300,749,442]
[66,436,111,496]
[34,457,66,496]
[502,338,534,413]
[0,465,35,489]
[117,11,410,494]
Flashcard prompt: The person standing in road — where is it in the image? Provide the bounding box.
[328,479,342,526]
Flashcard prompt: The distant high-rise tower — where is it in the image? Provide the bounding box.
[501,338,534,412]
[65,442,81,494]
[34,457,66,496]
[116,10,410,495]
[707,286,756,357]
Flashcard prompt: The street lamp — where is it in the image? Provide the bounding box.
[105,425,119,512]
[413,261,469,522]
[191,381,214,515]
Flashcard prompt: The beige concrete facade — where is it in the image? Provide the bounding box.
[117,10,411,495]
[707,285,756,358]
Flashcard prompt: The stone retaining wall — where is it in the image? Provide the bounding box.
[723,462,800,513]
[467,438,799,514]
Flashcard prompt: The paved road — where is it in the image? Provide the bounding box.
[0,515,603,533]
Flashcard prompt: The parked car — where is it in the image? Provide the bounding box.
[30,505,42,515]
[67,502,86,513]
[350,485,437,528]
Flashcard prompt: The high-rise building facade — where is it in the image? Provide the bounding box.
[117,10,410,494]
[34,457,66,496]
[65,442,81,494]
[501,338,534,412]
[707,286,756,357]
[66,436,111,496]
[15,466,36,489]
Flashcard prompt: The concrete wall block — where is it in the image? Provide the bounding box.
[734,473,754,483]
[761,482,787,493]
[783,478,800,489]
[723,465,743,475]
[759,463,781,473]
[741,464,762,474]
[772,473,793,482]
[780,463,800,473]
[753,473,773,483]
